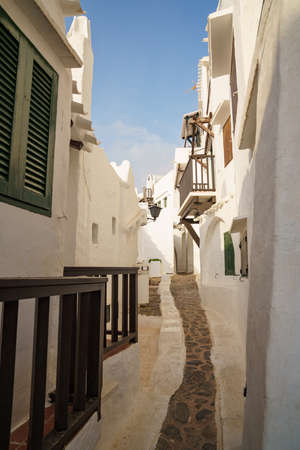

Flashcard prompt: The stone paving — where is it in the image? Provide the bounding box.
[139,277,162,316]
[156,274,217,450]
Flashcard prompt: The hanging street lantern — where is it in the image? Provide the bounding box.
[148,204,162,221]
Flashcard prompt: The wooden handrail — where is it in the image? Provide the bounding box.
[0,277,107,450]
[64,266,138,276]
[63,267,139,354]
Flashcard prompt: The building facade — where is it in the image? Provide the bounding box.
[176,0,300,448]
[0,0,144,439]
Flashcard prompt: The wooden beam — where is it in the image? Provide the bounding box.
[197,117,210,123]
[181,218,197,224]
[194,122,215,137]
[182,219,200,247]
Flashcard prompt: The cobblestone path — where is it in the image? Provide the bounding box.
[156,275,217,450]
[139,277,162,316]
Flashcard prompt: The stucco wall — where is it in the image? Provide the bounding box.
[0,5,142,430]
[138,171,175,273]
[65,16,142,268]
[243,1,300,448]
[204,0,300,448]
[0,0,72,278]
[0,1,73,428]
[65,149,140,267]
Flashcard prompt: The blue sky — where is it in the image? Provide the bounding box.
[67,0,218,189]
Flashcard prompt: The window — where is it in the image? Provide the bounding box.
[224,232,235,275]
[112,217,116,235]
[92,223,98,244]
[230,38,238,131]
[239,230,248,277]
[223,117,233,167]
[0,8,58,216]
[163,197,167,208]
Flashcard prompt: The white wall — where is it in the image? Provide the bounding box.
[138,170,175,274]
[65,149,141,267]
[201,0,300,448]
[0,1,74,428]
[197,65,249,354]
[242,1,300,448]
[0,6,143,430]
[65,17,143,267]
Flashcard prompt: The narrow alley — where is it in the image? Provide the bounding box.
[1,1,300,449]
[156,275,217,450]
[98,275,218,450]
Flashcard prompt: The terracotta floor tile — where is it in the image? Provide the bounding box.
[10,420,29,444]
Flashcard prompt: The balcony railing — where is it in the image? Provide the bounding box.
[179,154,215,207]
[0,276,107,450]
[64,267,139,355]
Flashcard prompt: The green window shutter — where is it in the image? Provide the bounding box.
[21,54,57,214]
[224,232,235,275]
[25,61,53,196]
[0,21,19,183]
[0,7,58,216]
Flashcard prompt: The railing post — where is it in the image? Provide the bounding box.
[87,291,101,399]
[0,301,19,450]
[194,157,197,190]
[111,274,118,342]
[69,294,77,397]
[98,285,105,420]
[28,297,50,450]
[103,276,107,348]
[129,273,138,343]
[55,294,76,431]
[73,293,90,412]
[211,155,215,190]
[122,274,128,337]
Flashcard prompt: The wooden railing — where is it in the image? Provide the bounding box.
[0,277,107,450]
[64,267,139,355]
[179,154,215,206]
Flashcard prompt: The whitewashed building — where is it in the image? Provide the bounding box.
[138,166,200,276]
[0,1,145,448]
[175,0,300,449]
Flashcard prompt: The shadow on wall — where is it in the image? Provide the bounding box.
[139,228,173,273]
[174,229,194,274]
[241,33,278,450]
[201,216,224,284]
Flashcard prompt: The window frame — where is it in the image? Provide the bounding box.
[230,37,238,132]
[0,7,58,216]
[223,116,233,167]
[224,231,236,276]
[239,230,248,277]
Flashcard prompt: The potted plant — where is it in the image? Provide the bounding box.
[148,258,162,277]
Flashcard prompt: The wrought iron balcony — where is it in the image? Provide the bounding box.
[178,154,216,219]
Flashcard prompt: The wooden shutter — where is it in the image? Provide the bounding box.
[21,49,58,214]
[0,7,58,216]
[24,61,53,196]
[224,232,235,275]
[0,22,19,183]
[240,231,248,276]
[223,117,233,167]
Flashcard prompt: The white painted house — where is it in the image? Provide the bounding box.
[138,166,200,276]
[0,1,145,447]
[175,0,300,449]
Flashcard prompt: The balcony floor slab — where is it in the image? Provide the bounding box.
[179,191,216,219]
